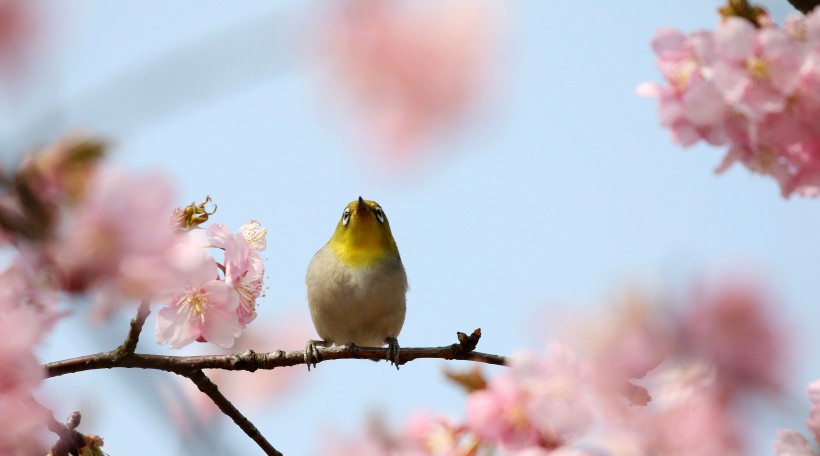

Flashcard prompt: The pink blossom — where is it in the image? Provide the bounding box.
[401,410,462,456]
[646,396,743,454]
[681,281,786,394]
[807,380,820,444]
[712,18,803,118]
[0,0,40,83]
[466,344,593,451]
[0,256,57,312]
[598,362,741,455]
[155,248,241,348]
[467,374,541,450]
[317,0,497,158]
[506,448,554,456]
[774,430,818,456]
[206,222,265,327]
[50,168,185,303]
[0,394,48,455]
[641,12,820,198]
[0,281,55,394]
[638,28,731,147]
[0,265,54,455]
[570,297,675,409]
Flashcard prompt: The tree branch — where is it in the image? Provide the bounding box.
[186,369,283,456]
[43,328,504,455]
[787,0,819,14]
[114,300,151,358]
[45,329,507,378]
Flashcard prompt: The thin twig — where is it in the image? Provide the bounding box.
[186,369,283,456]
[115,300,151,357]
[43,407,85,456]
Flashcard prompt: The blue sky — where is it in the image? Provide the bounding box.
[12,1,820,454]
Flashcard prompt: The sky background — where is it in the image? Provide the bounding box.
[6,0,820,454]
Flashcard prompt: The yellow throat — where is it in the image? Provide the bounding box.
[328,197,400,268]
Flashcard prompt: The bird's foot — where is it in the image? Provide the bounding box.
[386,337,401,370]
[304,339,326,371]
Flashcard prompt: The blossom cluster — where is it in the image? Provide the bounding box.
[775,380,820,455]
[154,220,266,349]
[639,10,820,197]
[322,280,789,455]
[0,136,267,449]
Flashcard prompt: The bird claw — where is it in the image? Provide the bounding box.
[386,337,400,370]
[304,340,324,371]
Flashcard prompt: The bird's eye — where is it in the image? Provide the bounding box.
[374,207,385,223]
[342,208,351,226]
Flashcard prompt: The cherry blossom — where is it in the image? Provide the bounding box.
[808,380,820,444]
[641,11,820,197]
[0,262,56,454]
[774,430,817,456]
[50,168,184,301]
[155,246,241,349]
[206,222,266,327]
[466,344,594,452]
[401,410,469,456]
[680,281,786,394]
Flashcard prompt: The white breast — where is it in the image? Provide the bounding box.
[306,245,408,347]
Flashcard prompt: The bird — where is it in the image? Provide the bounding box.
[305,197,408,370]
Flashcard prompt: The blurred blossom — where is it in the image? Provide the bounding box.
[681,280,786,394]
[0,263,55,455]
[317,0,500,162]
[400,411,460,455]
[19,134,106,207]
[640,10,820,197]
[0,394,48,455]
[49,167,183,303]
[0,256,58,312]
[774,429,817,455]
[320,409,480,456]
[0,0,39,83]
[807,380,820,444]
[466,344,593,451]
[771,379,820,455]
[567,292,675,409]
[637,393,742,454]
[333,276,789,455]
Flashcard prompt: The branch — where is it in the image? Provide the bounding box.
[114,300,151,358]
[43,328,504,455]
[45,329,507,378]
[787,0,820,14]
[186,369,282,456]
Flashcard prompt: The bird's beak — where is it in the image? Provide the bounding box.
[356,196,368,214]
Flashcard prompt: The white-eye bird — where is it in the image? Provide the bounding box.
[305,197,408,370]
